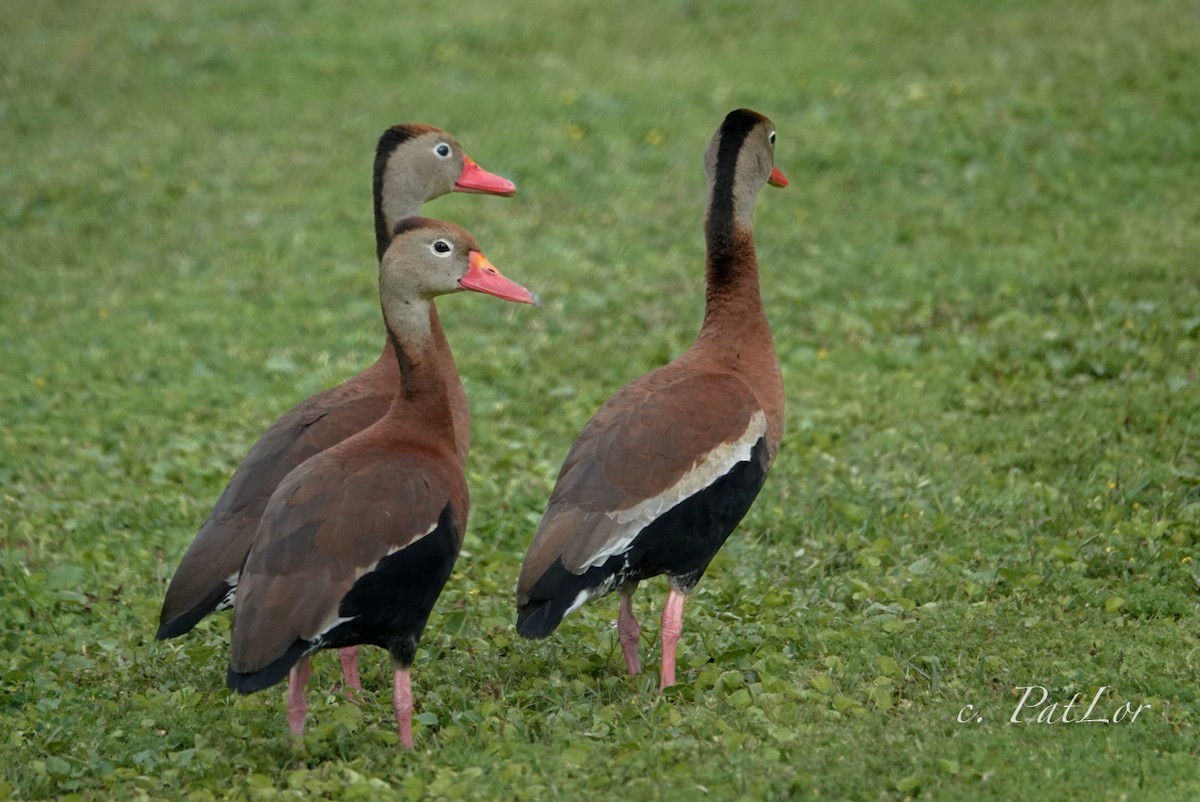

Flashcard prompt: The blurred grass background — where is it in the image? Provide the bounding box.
[2,1,1199,799]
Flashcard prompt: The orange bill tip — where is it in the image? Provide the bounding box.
[460,251,540,306]
[768,165,789,188]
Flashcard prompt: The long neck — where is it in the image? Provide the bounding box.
[374,183,424,261]
[701,145,765,332]
[372,157,427,339]
[373,135,429,260]
[381,298,455,442]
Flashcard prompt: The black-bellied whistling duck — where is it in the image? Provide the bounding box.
[227,217,538,746]
[158,125,514,689]
[515,109,788,690]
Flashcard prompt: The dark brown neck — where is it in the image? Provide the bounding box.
[700,113,766,332]
[697,224,776,381]
[701,221,765,334]
[382,305,455,443]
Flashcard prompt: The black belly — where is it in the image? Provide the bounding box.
[323,505,460,666]
[516,437,770,638]
[227,504,460,693]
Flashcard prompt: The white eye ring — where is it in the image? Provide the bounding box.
[431,239,453,256]
[434,143,452,158]
[769,131,776,145]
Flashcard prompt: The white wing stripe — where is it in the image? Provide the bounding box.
[312,615,356,644]
[582,410,766,569]
[384,520,438,559]
[307,520,441,640]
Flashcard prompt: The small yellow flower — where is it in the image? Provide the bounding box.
[567,124,585,141]
[1181,556,1193,564]
[645,130,663,146]
[817,348,830,360]
[34,376,47,388]
[830,81,847,97]
[1107,481,1116,490]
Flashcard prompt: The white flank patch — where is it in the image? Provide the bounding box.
[564,589,591,617]
[582,410,766,570]
[313,615,356,645]
[214,573,241,612]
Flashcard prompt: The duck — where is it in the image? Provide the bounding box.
[226,217,538,746]
[515,109,788,690]
[158,125,514,690]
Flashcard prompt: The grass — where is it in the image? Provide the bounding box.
[2,0,1199,798]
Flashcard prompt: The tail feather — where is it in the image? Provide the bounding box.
[227,639,313,694]
[516,555,615,639]
[516,598,566,639]
[156,581,234,640]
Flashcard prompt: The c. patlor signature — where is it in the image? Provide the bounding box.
[957,686,1151,724]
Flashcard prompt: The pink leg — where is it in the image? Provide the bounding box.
[659,588,686,692]
[393,667,414,750]
[339,647,362,697]
[286,657,312,735]
[617,592,642,675]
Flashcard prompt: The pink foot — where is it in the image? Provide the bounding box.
[618,593,641,675]
[339,646,362,697]
[393,667,414,750]
[286,658,312,735]
[659,588,686,692]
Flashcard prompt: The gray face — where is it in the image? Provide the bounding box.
[378,132,466,229]
[380,221,480,305]
[702,111,781,231]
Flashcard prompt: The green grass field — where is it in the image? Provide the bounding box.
[3,1,1199,799]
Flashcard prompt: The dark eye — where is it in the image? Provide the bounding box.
[432,240,451,254]
[769,131,776,145]
[435,143,452,158]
